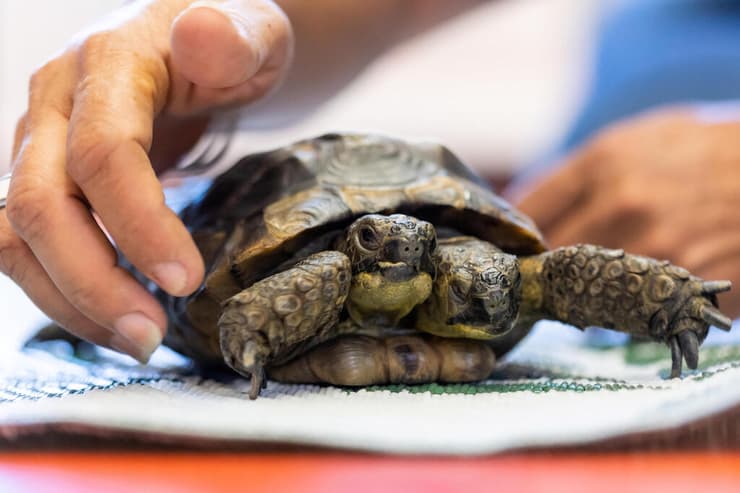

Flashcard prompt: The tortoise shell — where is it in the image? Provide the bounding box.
[167,134,545,360]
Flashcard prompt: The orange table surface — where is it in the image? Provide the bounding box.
[0,452,738,493]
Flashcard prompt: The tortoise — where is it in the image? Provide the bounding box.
[146,134,732,398]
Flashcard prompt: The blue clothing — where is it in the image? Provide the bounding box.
[561,0,740,152]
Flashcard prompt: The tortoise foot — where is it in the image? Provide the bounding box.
[667,280,732,378]
[238,339,268,399]
[217,251,351,398]
[219,336,269,398]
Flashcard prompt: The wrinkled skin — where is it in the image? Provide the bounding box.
[2,0,293,362]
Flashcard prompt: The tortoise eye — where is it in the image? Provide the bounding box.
[358,226,380,250]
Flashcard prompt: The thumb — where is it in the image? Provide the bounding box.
[170,0,292,89]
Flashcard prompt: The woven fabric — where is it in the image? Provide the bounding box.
[1,276,738,453]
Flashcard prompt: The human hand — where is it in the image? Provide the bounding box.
[509,107,740,317]
[1,0,292,361]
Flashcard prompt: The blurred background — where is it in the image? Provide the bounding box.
[4,1,740,178]
[0,0,606,178]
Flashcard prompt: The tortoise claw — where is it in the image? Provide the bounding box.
[222,339,269,399]
[677,330,699,370]
[700,306,733,331]
[701,280,732,295]
[669,336,682,379]
[248,366,266,400]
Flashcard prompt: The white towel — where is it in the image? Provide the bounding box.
[1,292,738,453]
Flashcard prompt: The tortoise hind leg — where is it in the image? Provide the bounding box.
[218,251,351,398]
[269,334,496,386]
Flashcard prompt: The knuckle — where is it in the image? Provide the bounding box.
[67,128,122,187]
[128,65,163,103]
[26,55,75,120]
[5,177,53,244]
[27,58,73,111]
[78,31,116,60]
[28,58,63,92]
[64,280,104,314]
[13,113,28,139]
[0,229,31,284]
[78,31,165,96]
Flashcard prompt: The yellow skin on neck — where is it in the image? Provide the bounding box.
[347,271,433,328]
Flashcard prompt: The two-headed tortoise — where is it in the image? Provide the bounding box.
[157,133,732,398]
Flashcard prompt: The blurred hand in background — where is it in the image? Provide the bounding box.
[509,0,740,317]
[510,107,740,316]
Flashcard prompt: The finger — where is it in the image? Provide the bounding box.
[542,192,654,250]
[169,0,292,109]
[679,231,740,275]
[9,76,167,361]
[622,200,737,263]
[67,42,204,298]
[511,151,595,235]
[0,212,149,361]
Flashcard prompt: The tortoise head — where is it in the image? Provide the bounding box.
[336,214,437,328]
[417,247,521,340]
[338,214,437,279]
[446,253,521,336]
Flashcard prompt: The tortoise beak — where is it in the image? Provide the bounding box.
[379,261,418,282]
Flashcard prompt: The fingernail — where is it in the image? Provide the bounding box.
[188,1,265,60]
[112,312,163,363]
[189,0,222,9]
[187,1,246,33]
[152,261,188,295]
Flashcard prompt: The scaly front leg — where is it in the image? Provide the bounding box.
[519,245,732,377]
[219,251,351,398]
